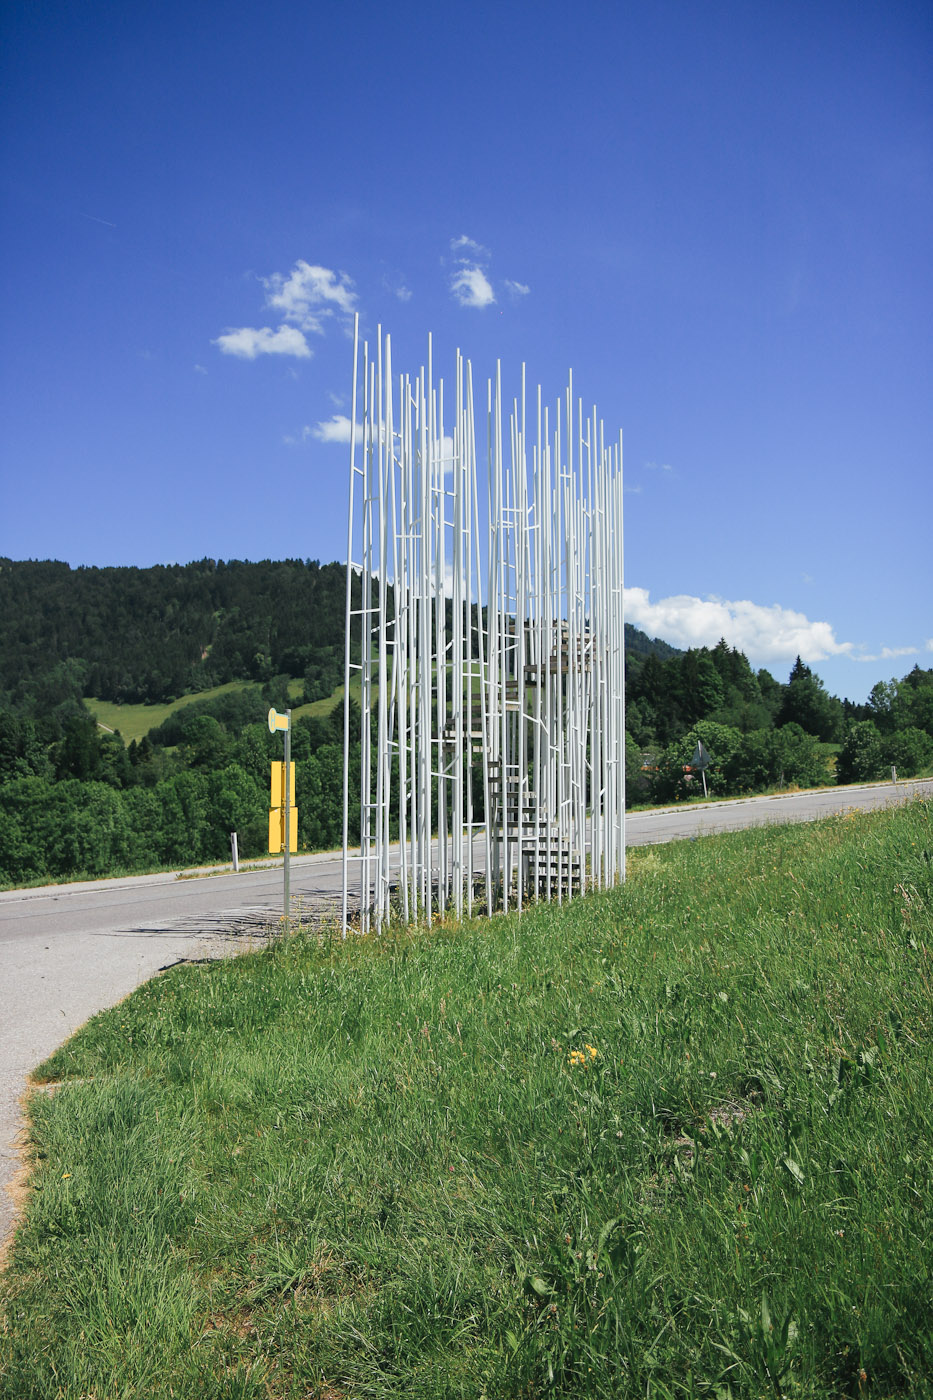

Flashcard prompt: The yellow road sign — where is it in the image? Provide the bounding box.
[268,807,298,854]
[270,761,295,810]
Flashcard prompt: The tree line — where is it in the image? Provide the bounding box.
[0,556,931,886]
[624,643,933,803]
[0,692,361,885]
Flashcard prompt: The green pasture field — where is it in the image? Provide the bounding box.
[85,681,264,742]
[86,678,357,743]
[297,674,366,722]
[2,801,931,1398]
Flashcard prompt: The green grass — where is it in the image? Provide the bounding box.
[290,675,365,725]
[2,802,932,1398]
[87,676,354,740]
[86,681,260,742]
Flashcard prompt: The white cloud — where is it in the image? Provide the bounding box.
[854,645,919,663]
[450,234,489,259]
[447,234,527,311]
[926,639,933,652]
[645,461,673,472]
[449,234,496,308]
[214,261,358,364]
[213,325,312,359]
[312,414,360,444]
[451,265,496,308]
[623,587,856,664]
[433,433,456,476]
[194,363,207,374]
[263,260,357,332]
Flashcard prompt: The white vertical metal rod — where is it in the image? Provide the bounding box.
[341,313,360,936]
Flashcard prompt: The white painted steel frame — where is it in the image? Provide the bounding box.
[342,319,625,933]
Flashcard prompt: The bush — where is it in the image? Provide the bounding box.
[883,726,933,778]
[837,720,886,785]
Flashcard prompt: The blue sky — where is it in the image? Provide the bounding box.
[1,0,930,704]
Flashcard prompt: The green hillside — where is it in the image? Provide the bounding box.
[4,801,931,1395]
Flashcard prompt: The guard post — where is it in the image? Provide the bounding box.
[268,708,297,931]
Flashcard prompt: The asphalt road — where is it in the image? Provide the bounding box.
[2,776,931,1252]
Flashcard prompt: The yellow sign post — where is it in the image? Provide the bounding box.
[268,762,297,853]
[267,709,297,929]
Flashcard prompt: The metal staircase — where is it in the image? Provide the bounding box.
[487,758,581,900]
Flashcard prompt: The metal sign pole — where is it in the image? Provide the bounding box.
[284,710,291,932]
[269,707,296,933]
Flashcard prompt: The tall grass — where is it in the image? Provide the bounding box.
[2,800,931,1398]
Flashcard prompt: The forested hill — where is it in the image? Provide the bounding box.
[0,556,680,711]
[0,557,349,709]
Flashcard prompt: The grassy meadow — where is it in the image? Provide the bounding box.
[86,679,331,742]
[86,677,362,743]
[2,800,931,1398]
[86,681,265,742]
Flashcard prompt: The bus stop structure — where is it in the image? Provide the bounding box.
[342,320,626,933]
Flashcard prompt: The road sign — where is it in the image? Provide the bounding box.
[268,707,290,734]
[268,806,298,853]
[269,762,298,853]
[270,761,295,810]
[691,741,710,770]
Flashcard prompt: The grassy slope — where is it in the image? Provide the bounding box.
[85,681,263,741]
[86,678,359,742]
[2,802,932,1399]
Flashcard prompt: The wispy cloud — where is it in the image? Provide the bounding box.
[447,235,528,310]
[450,234,490,259]
[854,645,918,663]
[213,325,312,359]
[623,587,856,664]
[451,265,496,308]
[380,271,413,303]
[264,260,357,332]
[283,426,313,446]
[645,461,673,472]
